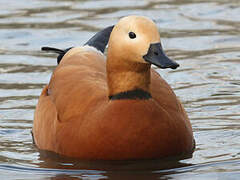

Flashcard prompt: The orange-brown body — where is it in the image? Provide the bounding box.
[33,16,194,160]
[33,48,194,160]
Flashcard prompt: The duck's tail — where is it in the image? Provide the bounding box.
[41,25,114,64]
[41,47,72,64]
[84,25,114,53]
[41,47,65,54]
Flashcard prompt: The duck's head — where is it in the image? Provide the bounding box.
[108,15,179,69]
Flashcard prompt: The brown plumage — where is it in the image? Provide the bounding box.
[33,16,194,160]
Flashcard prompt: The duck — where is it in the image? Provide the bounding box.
[33,15,195,160]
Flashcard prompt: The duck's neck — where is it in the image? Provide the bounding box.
[107,58,151,100]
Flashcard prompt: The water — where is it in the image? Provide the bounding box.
[0,0,240,179]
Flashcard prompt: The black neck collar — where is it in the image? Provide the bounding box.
[109,89,152,100]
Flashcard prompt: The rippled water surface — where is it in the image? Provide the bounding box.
[0,0,240,179]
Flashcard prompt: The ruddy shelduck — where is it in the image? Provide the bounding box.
[33,15,195,160]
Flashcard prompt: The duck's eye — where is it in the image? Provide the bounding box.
[129,32,136,39]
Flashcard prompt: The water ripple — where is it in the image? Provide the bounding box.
[0,0,240,179]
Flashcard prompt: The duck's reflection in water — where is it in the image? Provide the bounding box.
[37,149,193,180]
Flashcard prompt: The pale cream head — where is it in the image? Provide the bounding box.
[107,15,161,64]
[106,15,179,97]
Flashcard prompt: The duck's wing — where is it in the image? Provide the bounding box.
[33,26,114,149]
[33,85,58,149]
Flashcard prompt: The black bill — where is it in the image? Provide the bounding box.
[143,43,179,69]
